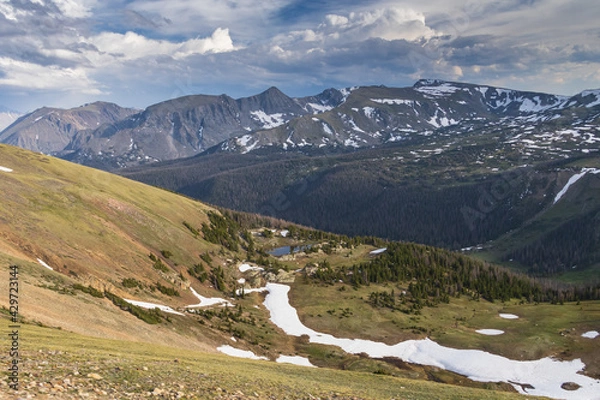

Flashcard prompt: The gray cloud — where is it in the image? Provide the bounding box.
[0,0,599,111]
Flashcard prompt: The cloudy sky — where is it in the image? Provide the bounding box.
[1,0,599,112]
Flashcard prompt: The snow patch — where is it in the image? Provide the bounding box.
[369,248,387,255]
[0,166,13,173]
[123,299,185,316]
[363,107,376,119]
[186,287,233,308]
[37,258,53,271]
[263,283,600,400]
[415,83,459,96]
[250,110,286,129]
[307,103,333,113]
[217,345,268,360]
[582,331,599,339]
[371,98,414,106]
[476,329,504,336]
[581,90,600,108]
[276,355,316,367]
[239,263,264,273]
[554,168,600,204]
[499,313,519,320]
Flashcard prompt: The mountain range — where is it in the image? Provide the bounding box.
[3,79,599,170]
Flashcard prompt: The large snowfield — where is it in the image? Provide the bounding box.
[263,283,600,400]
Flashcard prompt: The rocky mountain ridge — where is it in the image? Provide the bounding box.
[0,106,21,131]
[219,80,600,159]
[3,79,599,169]
[0,102,139,156]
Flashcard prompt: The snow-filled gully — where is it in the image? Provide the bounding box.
[262,283,600,400]
[120,280,598,399]
[554,168,600,204]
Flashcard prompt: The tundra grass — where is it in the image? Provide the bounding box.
[1,317,534,399]
[289,281,600,378]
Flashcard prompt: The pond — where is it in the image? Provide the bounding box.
[268,245,312,257]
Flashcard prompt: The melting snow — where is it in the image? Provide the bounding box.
[363,107,376,119]
[476,329,504,336]
[344,137,361,148]
[250,110,286,129]
[414,83,459,96]
[123,299,185,316]
[322,122,333,135]
[237,134,253,146]
[307,103,333,113]
[0,166,13,173]
[581,90,600,108]
[186,287,233,308]
[369,248,387,255]
[276,355,316,367]
[582,331,599,339]
[554,168,600,204]
[371,98,414,106]
[217,345,268,360]
[239,263,264,273]
[263,283,600,399]
[37,258,53,271]
[499,313,519,320]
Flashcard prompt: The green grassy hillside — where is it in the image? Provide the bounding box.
[4,317,532,399]
[0,144,597,398]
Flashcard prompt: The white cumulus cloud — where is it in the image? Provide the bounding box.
[85,28,237,61]
[322,7,438,42]
[51,0,95,19]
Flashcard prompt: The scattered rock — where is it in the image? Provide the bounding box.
[86,373,103,380]
[561,382,581,391]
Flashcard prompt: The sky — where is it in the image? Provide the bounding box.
[0,0,599,112]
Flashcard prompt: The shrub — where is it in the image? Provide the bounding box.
[122,278,141,288]
[72,284,104,298]
[155,282,180,297]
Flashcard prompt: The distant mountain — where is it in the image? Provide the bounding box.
[3,80,599,169]
[0,87,344,169]
[0,102,138,155]
[217,79,600,155]
[0,106,21,131]
[63,87,345,168]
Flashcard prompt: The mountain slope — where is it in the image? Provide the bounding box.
[0,102,138,155]
[217,79,600,155]
[0,143,232,350]
[1,144,599,399]
[122,137,600,283]
[0,106,21,131]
